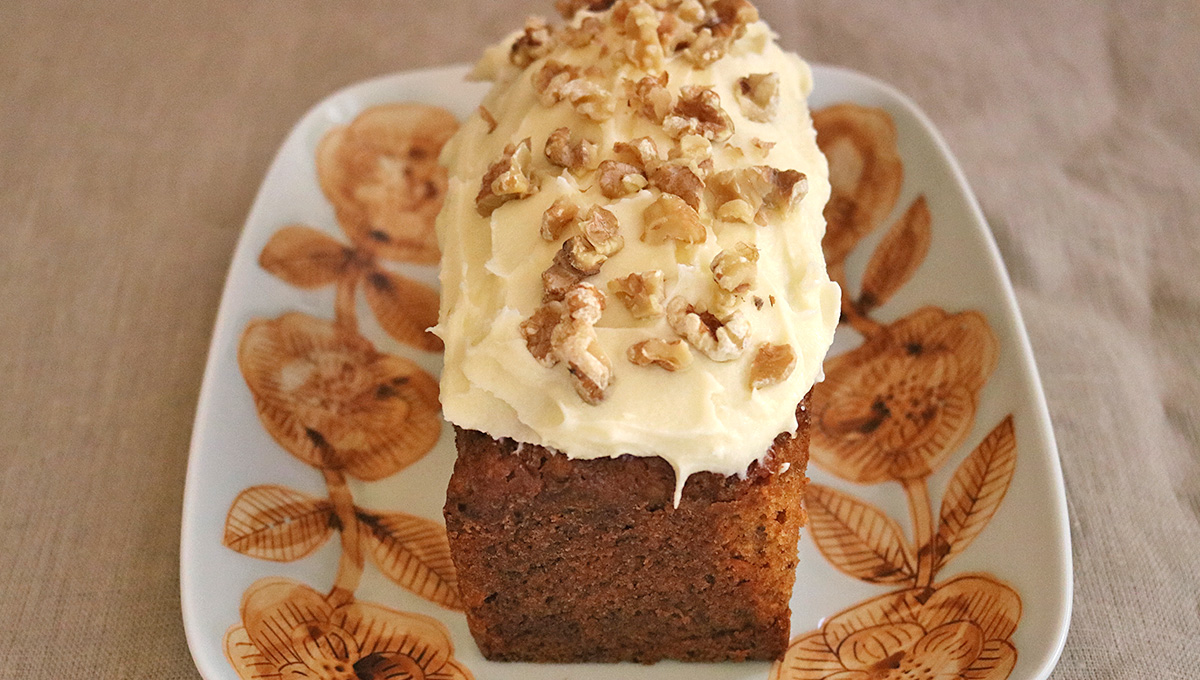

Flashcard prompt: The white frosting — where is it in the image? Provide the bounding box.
[435,6,840,494]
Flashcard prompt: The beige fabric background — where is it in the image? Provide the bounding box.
[1,1,1197,677]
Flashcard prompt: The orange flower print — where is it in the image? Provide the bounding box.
[238,312,441,481]
[811,306,999,484]
[773,575,1019,680]
[224,578,472,680]
[317,103,458,264]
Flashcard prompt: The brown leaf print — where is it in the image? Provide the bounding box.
[806,483,916,584]
[224,578,473,680]
[813,104,904,269]
[238,312,442,481]
[317,103,458,264]
[934,416,1017,571]
[858,195,932,313]
[772,574,1019,680]
[223,485,334,562]
[812,306,999,484]
[363,268,443,352]
[258,225,354,289]
[358,510,464,611]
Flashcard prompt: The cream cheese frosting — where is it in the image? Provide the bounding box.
[434,0,840,494]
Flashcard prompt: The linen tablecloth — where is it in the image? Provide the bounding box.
[1,1,1197,677]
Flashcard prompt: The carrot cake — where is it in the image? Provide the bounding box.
[435,0,839,663]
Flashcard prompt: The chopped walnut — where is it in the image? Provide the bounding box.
[563,279,607,323]
[553,283,612,404]
[649,163,705,209]
[749,342,796,389]
[579,205,624,255]
[520,301,565,367]
[628,338,693,371]
[522,283,612,404]
[666,296,749,361]
[613,137,662,174]
[534,61,616,122]
[715,198,756,224]
[762,167,808,212]
[476,138,536,217]
[663,86,733,142]
[544,127,599,173]
[542,259,583,300]
[711,0,759,34]
[735,72,780,122]
[622,1,666,70]
[510,17,556,68]
[629,73,673,123]
[598,160,648,198]
[642,193,706,244]
[560,16,604,47]
[679,0,758,67]
[567,79,618,122]
[608,270,666,318]
[555,0,616,19]
[555,205,623,275]
[709,165,807,224]
[676,0,705,23]
[750,137,776,157]
[540,197,580,241]
[674,133,712,165]
[478,106,497,133]
[711,242,759,294]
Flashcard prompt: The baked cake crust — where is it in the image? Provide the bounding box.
[443,395,810,663]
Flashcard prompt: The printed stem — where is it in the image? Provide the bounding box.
[903,476,937,589]
[830,262,884,338]
[333,272,360,336]
[324,466,363,607]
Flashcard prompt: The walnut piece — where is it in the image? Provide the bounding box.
[555,206,623,275]
[666,296,749,361]
[629,73,673,123]
[476,138,536,217]
[642,193,706,244]
[628,338,693,371]
[542,260,583,300]
[613,137,662,174]
[711,242,759,294]
[520,301,565,367]
[559,15,604,47]
[553,283,612,404]
[598,160,648,198]
[522,283,612,404]
[680,0,759,67]
[709,165,808,224]
[749,342,796,389]
[534,61,616,122]
[649,163,704,209]
[663,86,733,142]
[555,0,616,19]
[510,17,556,67]
[544,127,599,173]
[608,270,665,319]
[540,197,579,241]
[735,72,780,122]
[622,1,666,70]
[750,137,775,157]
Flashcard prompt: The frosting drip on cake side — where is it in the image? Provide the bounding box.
[434,0,840,494]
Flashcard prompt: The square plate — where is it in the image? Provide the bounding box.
[181,63,1071,680]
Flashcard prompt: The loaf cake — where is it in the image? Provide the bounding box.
[435,0,840,663]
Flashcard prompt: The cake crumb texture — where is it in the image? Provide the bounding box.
[443,398,810,663]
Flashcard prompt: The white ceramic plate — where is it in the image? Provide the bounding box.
[181,63,1071,680]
